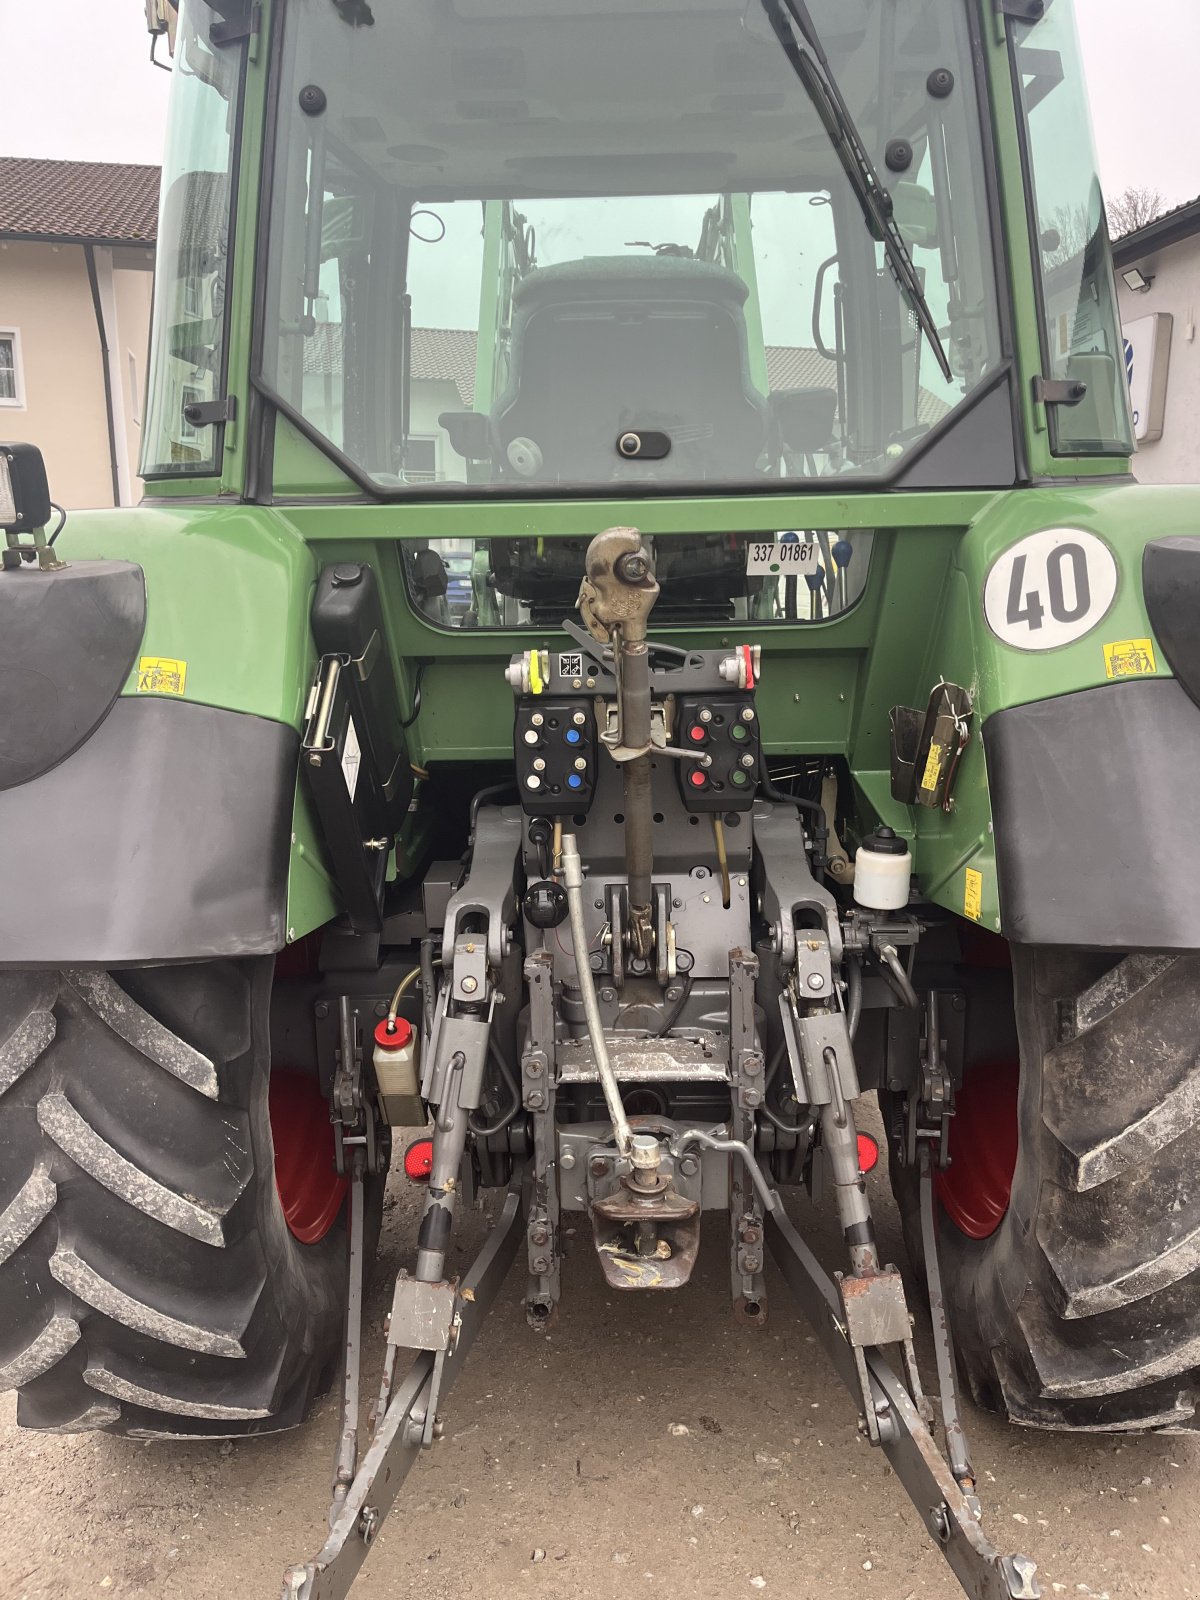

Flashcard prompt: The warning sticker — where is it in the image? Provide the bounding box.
[558,652,584,681]
[963,867,983,923]
[920,740,945,795]
[1103,638,1157,679]
[136,656,188,696]
[341,715,362,801]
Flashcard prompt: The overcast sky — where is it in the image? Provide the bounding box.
[1,0,1197,207]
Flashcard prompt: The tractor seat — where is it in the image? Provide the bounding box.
[490,257,769,483]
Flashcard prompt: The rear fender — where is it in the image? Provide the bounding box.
[910,483,1200,945]
[0,507,333,965]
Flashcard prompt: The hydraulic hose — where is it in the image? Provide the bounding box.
[846,957,863,1040]
[560,832,633,1155]
[757,752,829,866]
[469,1038,522,1137]
[879,942,919,1009]
[469,781,517,831]
[671,1127,778,1214]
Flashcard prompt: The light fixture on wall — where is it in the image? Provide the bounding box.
[1121,267,1154,293]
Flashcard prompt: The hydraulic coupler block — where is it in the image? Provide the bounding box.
[515,699,597,816]
[676,694,760,812]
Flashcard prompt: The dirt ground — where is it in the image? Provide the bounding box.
[2,1125,1198,1600]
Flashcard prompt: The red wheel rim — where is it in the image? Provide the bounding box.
[269,1071,347,1244]
[935,1058,1019,1240]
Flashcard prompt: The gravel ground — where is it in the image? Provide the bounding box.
[2,1127,1198,1600]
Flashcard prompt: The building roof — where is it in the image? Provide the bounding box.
[411,327,479,404]
[0,158,160,246]
[1113,194,1200,268]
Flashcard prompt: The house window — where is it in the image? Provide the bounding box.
[0,331,24,408]
[402,437,439,483]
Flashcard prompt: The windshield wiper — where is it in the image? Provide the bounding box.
[759,0,954,383]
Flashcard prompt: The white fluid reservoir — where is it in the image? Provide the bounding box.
[373,1016,424,1126]
[852,827,912,911]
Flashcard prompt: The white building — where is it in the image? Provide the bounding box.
[0,159,157,508]
[1114,199,1200,483]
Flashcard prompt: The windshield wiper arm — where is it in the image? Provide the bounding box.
[759,0,954,383]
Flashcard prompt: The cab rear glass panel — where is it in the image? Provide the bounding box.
[401,531,874,631]
[259,0,1003,496]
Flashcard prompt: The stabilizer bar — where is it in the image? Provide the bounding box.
[282,1182,527,1600]
[765,1204,1039,1600]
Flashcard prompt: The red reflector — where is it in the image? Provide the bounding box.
[403,1139,434,1182]
[857,1133,880,1174]
[689,768,708,787]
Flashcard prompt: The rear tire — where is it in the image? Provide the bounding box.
[0,959,374,1437]
[892,945,1200,1433]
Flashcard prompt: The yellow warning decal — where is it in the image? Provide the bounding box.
[137,656,188,696]
[920,740,945,794]
[1103,638,1157,680]
[964,867,983,923]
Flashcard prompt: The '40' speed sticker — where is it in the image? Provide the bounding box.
[983,528,1118,651]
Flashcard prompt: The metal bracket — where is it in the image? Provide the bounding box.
[919,1145,979,1510]
[331,999,380,1176]
[837,1266,912,1349]
[1032,375,1088,407]
[210,0,261,45]
[835,1263,929,1443]
[754,802,843,968]
[383,1274,462,1447]
[780,996,857,1108]
[329,1152,366,1525]
[2,524,66,574]
[793,933,834,1003]
[904,990,954,1168]
[438,806,521,971]
[182,394,238,428]
[599,698,670,763]
[994,0,1046,21]
[524,951,561,1320]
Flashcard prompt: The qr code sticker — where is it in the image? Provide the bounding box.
[558,653,584,679]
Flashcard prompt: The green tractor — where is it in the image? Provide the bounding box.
[2,2,1196,1595]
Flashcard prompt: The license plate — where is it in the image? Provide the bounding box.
[745,538,820,576]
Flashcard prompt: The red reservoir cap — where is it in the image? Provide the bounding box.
[375,1016,414,1051]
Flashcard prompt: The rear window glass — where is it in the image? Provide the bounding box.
[401,531,874,630]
